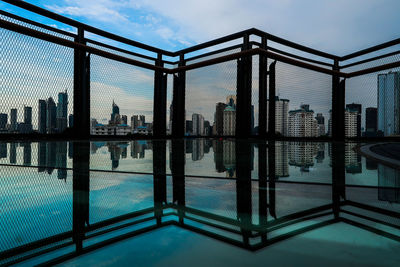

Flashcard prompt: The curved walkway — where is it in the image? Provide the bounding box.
[359,143,400,169]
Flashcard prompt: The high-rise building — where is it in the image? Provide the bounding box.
[9,143,16,164]
[315,113,325,136]
[204,120,211,136]
[192,113,204,136]
[24,106,32,125]
[215,102,227,136]
[185,120,193,135]
[131,115,139,131]
[365,107,378,136]
[139,115,145,125]
[121,115,128,125]
[38,100,47,134]
[111,100,120,124]
[10,109,17,132]
[223,106,236,136]
[226,95,237,108]
[0,113,7,129]
[345,108,358,137]
[378,71,400,136]
[346,103,361,137]
[288,105,318,137]
[46,97,57,133]
[68,114,74,128]
[56,90,68,132]
[266,97,289,135]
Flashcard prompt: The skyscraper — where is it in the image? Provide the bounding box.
[226,95,237,108]
[266,97,289,136]
[10,109,17,132]
[131,115,139,131]
[365,107,378,136]
[110,100,120,124]
[315,113,325,136]
[215,102,227,135]
[345,108,358,137]
[121,115,128,125]
[378,71,400,136]
[0,113,7,130]
[38,100,47,134]
[223,106,236,136]
[24,106,32,125]
[192,113,204,136]
[346,103,361,137]
[47,97,57,133]
[57,90,68,132]
[288,105,318,137]
[68,114,74,128]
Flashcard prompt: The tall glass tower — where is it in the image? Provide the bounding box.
[378,71,400,136]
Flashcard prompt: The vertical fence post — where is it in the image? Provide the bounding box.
[153,53,167,137]
[73,27,90,138]
[153,140,166,225]
[258,141,268,242]
[331,60,345,140]
[236,33,252,138]
[172,54,186,137]
[72,141,90,252]
[268,61,276,138]
[171,139,185,224]
[259,36,268,137]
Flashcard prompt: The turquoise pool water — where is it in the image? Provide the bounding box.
[0,140,399,266]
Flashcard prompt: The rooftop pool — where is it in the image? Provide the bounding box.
[0,139,399,266]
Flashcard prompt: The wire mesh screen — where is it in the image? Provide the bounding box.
[344,53,400,138]
[89,172,154,225]
[274,62,331,137]
[0,27,74,134]
[90,55,154,136]
[185,54,239,137]
[0,166,73,253]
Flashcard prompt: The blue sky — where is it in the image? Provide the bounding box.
[1,0,400,130]
[2,0,400,55]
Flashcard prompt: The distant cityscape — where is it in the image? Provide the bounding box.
[0,90,72,134]
[1,71,398,137]
[0,140,398,203]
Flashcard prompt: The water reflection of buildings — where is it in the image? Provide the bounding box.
[38,142,68,180]
[288,142,319,172]
[345,143,362,174]
[378,164,400,203]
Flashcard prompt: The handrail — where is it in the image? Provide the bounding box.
[1,0,340,60]
[0,0,174,56]
[340,49,400,69]
[341,37,400,61]
[1,18,400,81]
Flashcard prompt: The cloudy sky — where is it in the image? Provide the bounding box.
[1,0,400,130]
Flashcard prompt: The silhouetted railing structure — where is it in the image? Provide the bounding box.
[0,140,399,265]
[1,1,400,140]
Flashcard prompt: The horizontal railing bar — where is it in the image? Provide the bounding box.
[346,59,400,78]
[0,10,76,38]
[183,43,243,63]
[2,1,342,60]
[3,18,400,83]
[171,48,346,77]
[0,0,174,56]
[85,39,157,62]
[251,41,333,67]
[0,18,165,72]
[251,28,339,60]
[340,49,400,69]
[341,37,400,61]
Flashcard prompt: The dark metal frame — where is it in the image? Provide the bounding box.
[0,0,400,141]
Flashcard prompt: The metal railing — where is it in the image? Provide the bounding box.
[0,0,399,140]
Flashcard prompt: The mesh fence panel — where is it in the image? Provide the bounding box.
[89,172,154,225]
[274,62,331,137]
[90,55,154,136]
[0,28,74,134]
[344,52,400,137]
[185,56,238,137]
[0,166,73,252]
